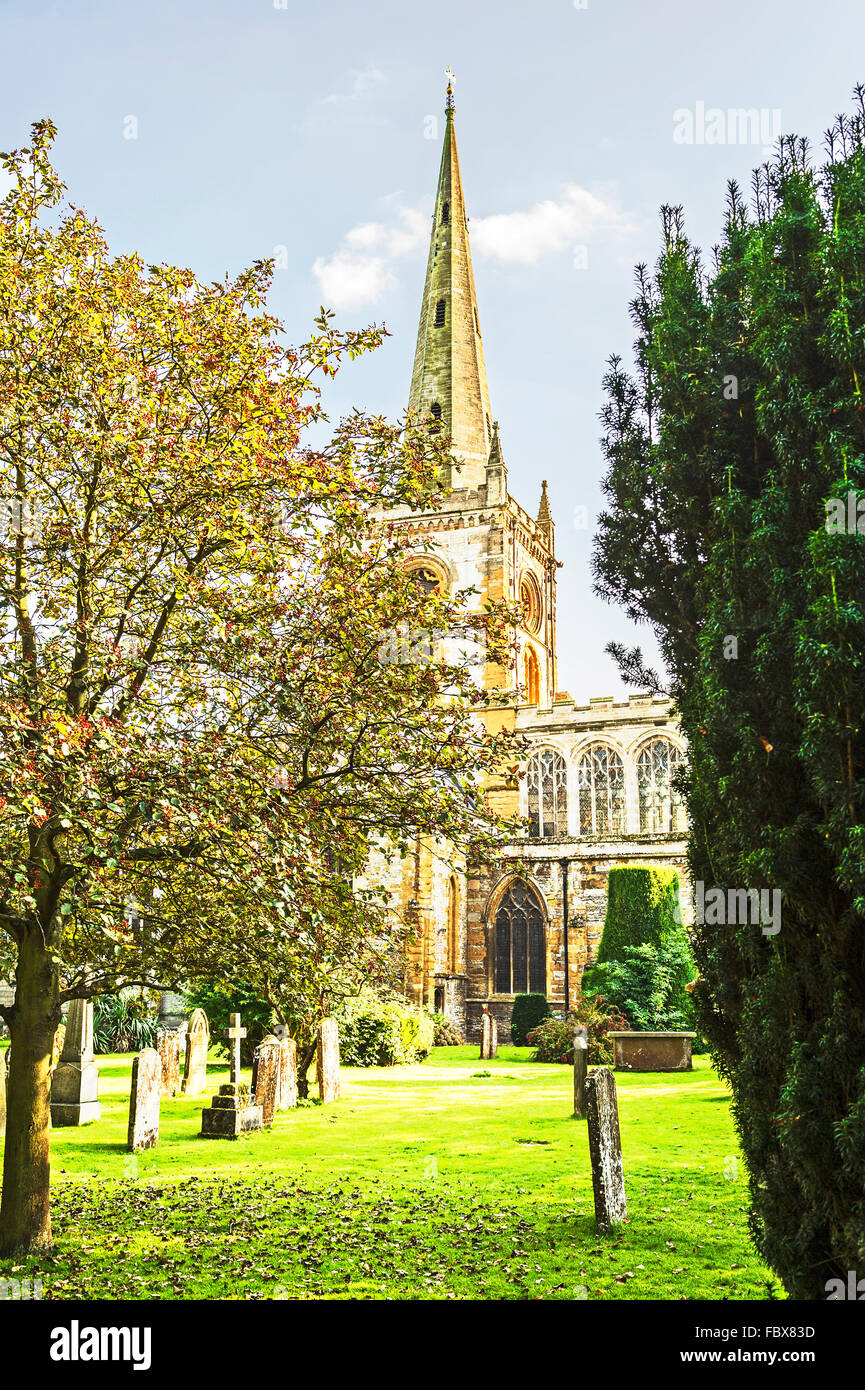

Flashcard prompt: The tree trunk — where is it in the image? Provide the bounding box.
[296,1041,316,1100]
[0,934,61,1255]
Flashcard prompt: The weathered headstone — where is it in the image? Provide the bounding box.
[585,1066,626,1231]
[252,1034,281,1127]
[316,1018,340,1104]
[480,1009,498,1060]
[50,998,101,1126]
[573,1027,588,1119]
[127,1048,161,1152]
[0,1047,6,1138]
[273,1026,297,1110]
[181,1008,210,1097]
[200,1081,262,1138]
[157,1030,181,1098]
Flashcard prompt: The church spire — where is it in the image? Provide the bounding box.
[537,479,553,540]
[408,73,493,488]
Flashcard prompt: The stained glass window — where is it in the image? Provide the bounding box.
[494,880,546,995]
[526,749,567,837]
[577,744,626,836]
[637,739,687,833]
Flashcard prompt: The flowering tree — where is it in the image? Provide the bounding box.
[0,121,517,1253]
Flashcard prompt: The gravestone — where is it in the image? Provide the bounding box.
[200,1014,262,1138]
[50,998,101,1126]
[480,1009,498,1060]
[200,1081,263,1138]
[573,1027,588,1119]
[181,1008,210,1097]
[127,1048,161,1152]
[252,1034,281,1127]
[273,1026,297,1110]
[585,1066,626,1231]
[0,1047,6,1138]
[316,1019,340,1104]
[157,1030,181,1098]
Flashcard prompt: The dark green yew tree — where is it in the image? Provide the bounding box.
[594,92,865,1298]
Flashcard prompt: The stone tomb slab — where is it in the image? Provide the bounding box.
[157,1030,182,1098]
[252,1034,281,1127]
[586,1066,627,1232]
[607,1031,696,1072]
[181,1008,210,1096]
[51,998,101,1126]
[127,1048,161,1152]
[316,1019,340,1104]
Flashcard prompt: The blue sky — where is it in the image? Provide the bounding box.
[2,0,864,696]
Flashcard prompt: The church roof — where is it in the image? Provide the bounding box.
[408,77,493,487]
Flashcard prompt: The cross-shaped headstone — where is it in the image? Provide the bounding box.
[224,1013,247,1085]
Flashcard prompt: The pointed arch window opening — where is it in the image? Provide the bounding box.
[435,298,446,327]
[441,200,450,225]
[526,749,567,838]
[637,738,687,833]
[524,647,540,705]
[447,875,458,974]
[578,744,626,836]
[494,880,546,995]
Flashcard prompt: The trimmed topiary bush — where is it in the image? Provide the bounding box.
[595,864,681,964]
[510,993,551,1045]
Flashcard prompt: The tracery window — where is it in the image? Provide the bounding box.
[577,744,626,836]
[526,749,567,838]
[493,880,546,995]
[637,738,687,833]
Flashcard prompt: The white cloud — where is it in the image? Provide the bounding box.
[471,184,632,264]
[312,205,429,310]
[311,249,397,309]
[322,65,385,105]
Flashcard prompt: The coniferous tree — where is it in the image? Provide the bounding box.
[594,92,865,1298]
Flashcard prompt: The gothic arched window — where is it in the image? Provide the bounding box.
[578,744,626,836]
[524,647,540,705]
[447,875,458,973]
[435,298,446,327]
[441,200,450,225]
[526,749,567,838]
[493,880,546,995]
[637,738,687,833]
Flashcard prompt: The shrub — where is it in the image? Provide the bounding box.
[596,865,682,963]
[92,990,160,1054]
[527,995,630,1067]
[338,988,434,1067]
[583,937,697,1035]
[183,980,273,1065]
[510,992,551,1045]
[432,1012,463,1046]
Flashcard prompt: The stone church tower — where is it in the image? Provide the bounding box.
[369,79,690,1042]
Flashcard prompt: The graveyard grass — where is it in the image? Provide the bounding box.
[0,1043,779,1301]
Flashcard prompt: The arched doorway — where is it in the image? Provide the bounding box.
[493,880,546,995]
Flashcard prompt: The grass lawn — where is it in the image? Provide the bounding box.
[0,1042,779,1301]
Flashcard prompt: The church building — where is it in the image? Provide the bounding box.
[370,79,690,1042]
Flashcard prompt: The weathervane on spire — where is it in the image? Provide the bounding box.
[445,66,455,112]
